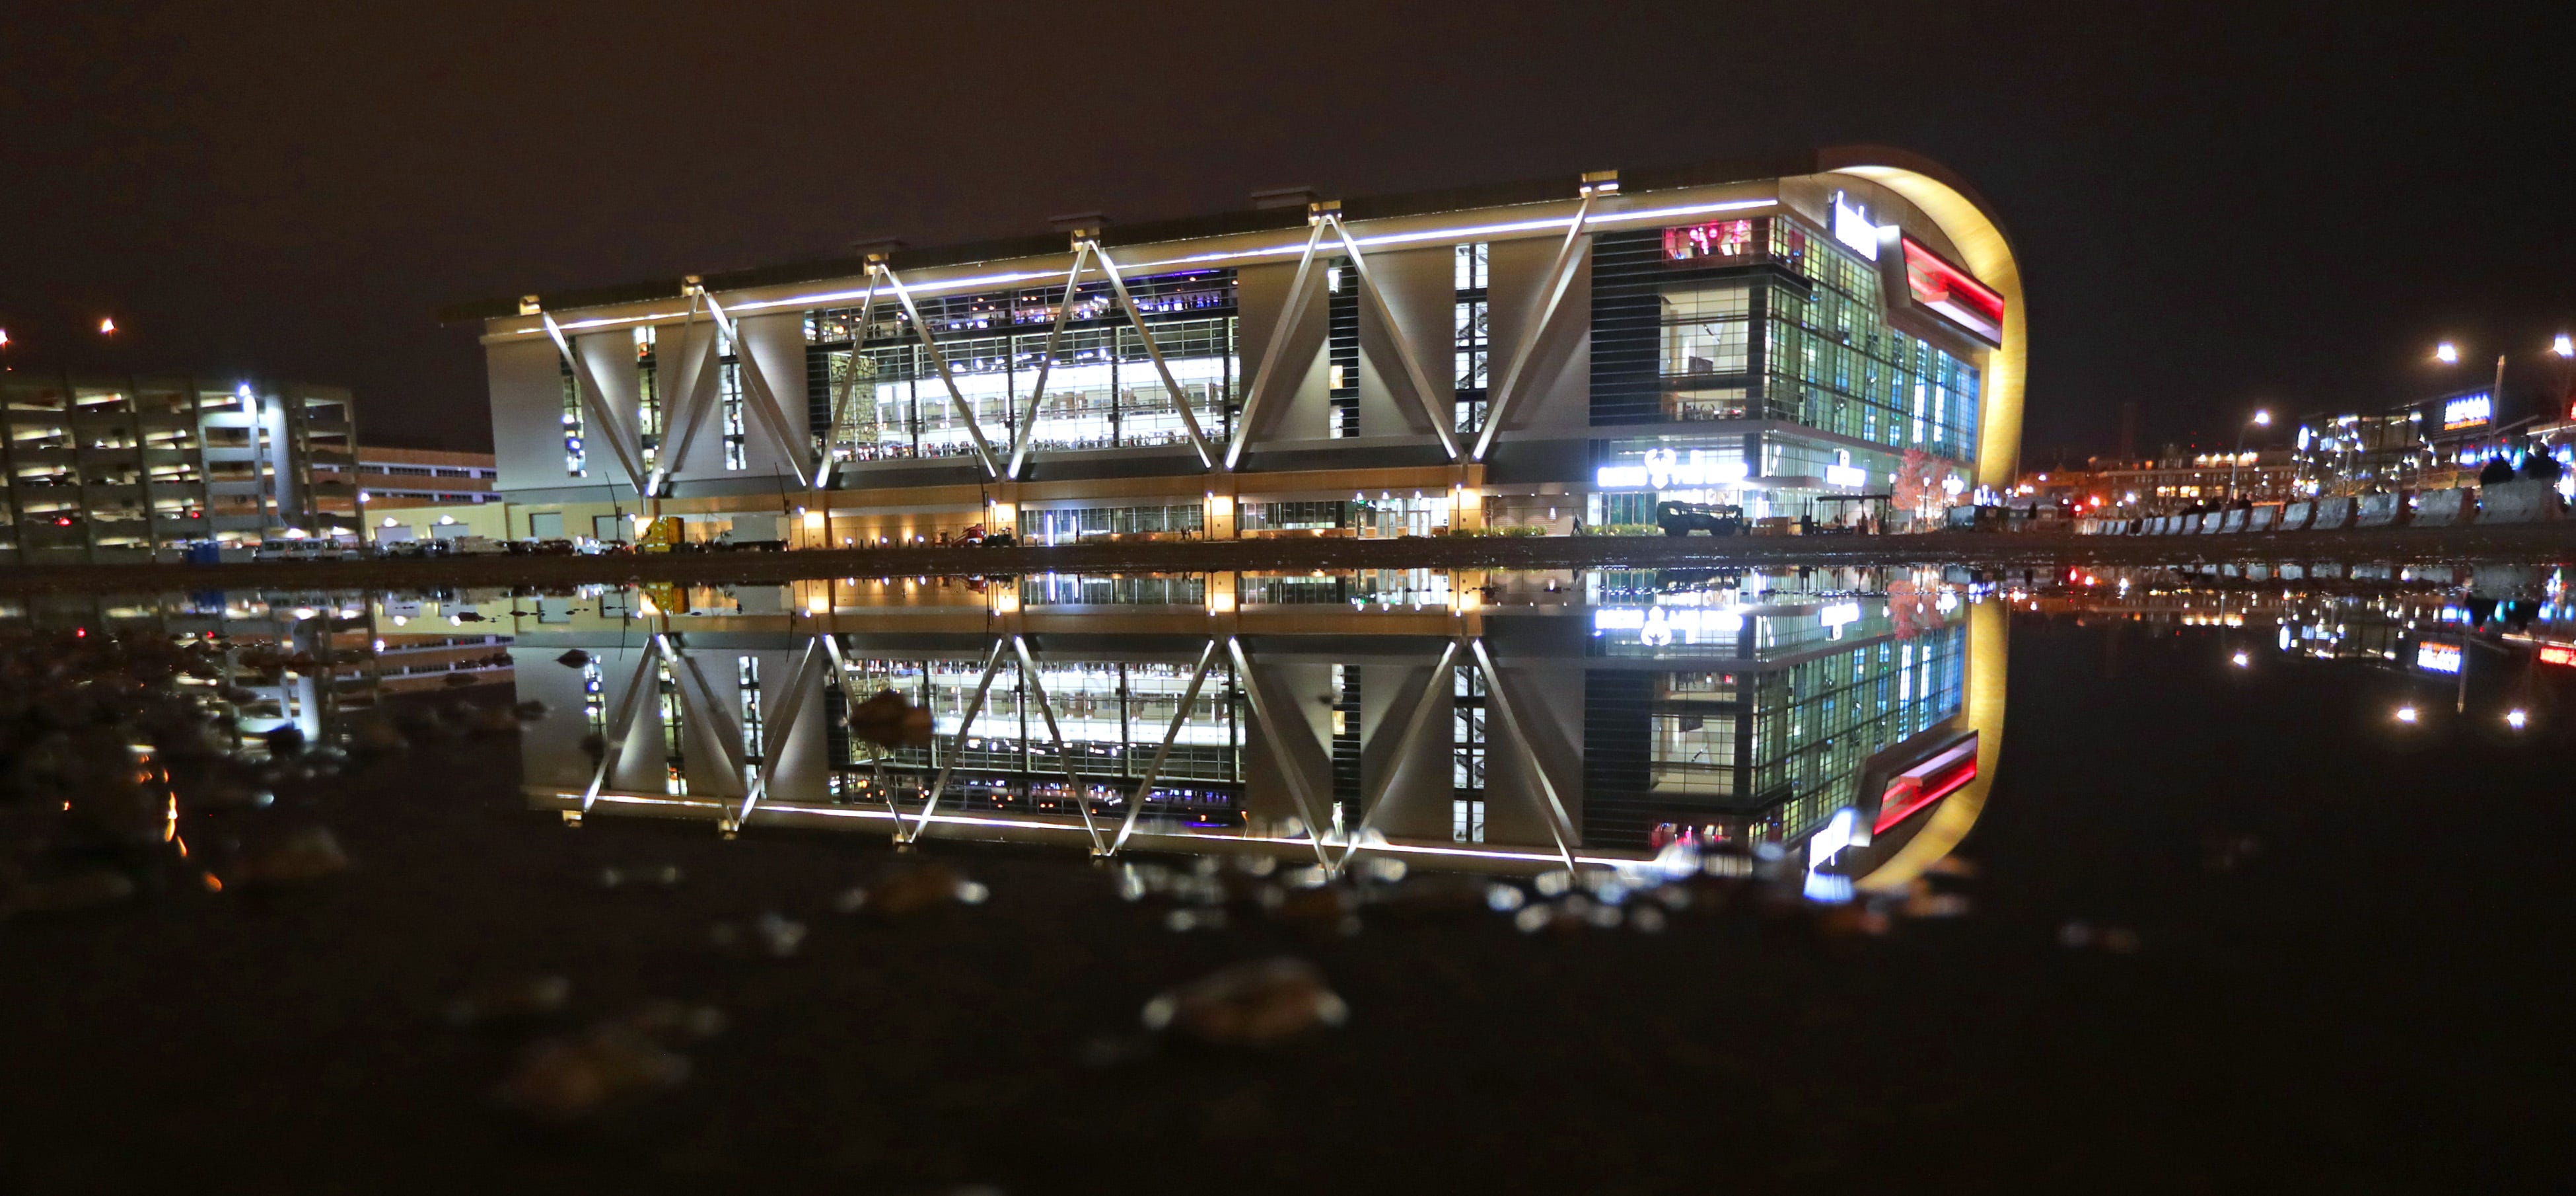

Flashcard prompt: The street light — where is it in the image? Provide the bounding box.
[2394,705,2420,724]
[2434,341,2460,365]
[2228,408,2271,502]
[2507,708,2529,730]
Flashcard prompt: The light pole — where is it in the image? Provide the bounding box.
[2228,408,2271,503]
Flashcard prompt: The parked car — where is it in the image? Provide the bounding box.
[1655,501,1747,537]
[252,539,351,562]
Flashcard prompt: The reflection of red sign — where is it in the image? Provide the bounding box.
[1876,735,1978,833]
[1664,219,1755,262]
[2542,644,2576,668]
[1898,237,2006,346]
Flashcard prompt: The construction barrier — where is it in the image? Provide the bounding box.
[2479,479,2568,525]
[2412,487,2476,527]
[2278,501,2314,531]
[2353,492,2409,528]
[2311,497,2356,530]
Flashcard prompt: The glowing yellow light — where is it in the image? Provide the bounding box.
[98,317,117,335]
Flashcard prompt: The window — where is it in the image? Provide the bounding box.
[719,328,747,470]
[559,358,585,476]
[806,270,1238,463]
[1326,257,1359,438]
[738,656,764,788]
[635,325,662,470]
[1454,243,1490,434]
[657,656,688,795]
[1452,664,1485,842]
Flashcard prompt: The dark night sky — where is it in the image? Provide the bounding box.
[4,2,2571,461]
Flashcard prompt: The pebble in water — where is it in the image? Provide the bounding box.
[444,975,573,1026]
[862,862,985,916]
[226,827,351,888]
[1140,957,1350,1046]
[1,868,137,917]
[494,1027,691,1121]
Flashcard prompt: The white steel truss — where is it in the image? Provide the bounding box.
[1320,214,1462,459]
[1337,640,1462,866]
[904,638,1011,842]
[1472,190,1598,461]
[1223,218,1332,471]
[1226,636,1336,868]
[874,262,1004,477]
[1010,636,1110,854]
[1105,638,1221,856]
[563,632,1592,872]
[699,294,812,488]
[812,274,882,494]
[1089,243,1216,468]
[541,312,651,494]
[1468,638,1580,872]
[645,291,713,498]
[1003,242,1097,480]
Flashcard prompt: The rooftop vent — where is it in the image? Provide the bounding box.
[1250,186,1318,211]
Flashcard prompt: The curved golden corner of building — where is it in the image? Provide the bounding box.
[1857,597,2007,893]
[1819,151,2026,492]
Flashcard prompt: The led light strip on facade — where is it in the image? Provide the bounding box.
[496,198,1779,340]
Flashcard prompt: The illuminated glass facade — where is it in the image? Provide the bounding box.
[805,270,1238,463]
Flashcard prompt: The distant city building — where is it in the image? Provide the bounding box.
[448,147,2026,545]
[0,371,357,563]
[2295,386,2576,498]
[345,445,497,509]
[2018,451,2298,514]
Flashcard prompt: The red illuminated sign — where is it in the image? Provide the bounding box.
[1875,735,1979,834]
[2541,644,2576,668]
[1898,236,2006,348]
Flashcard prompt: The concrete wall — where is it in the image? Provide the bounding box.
[1486,235,1592,437]
[489,338,570,494]
[1355,245,1454,438]
[1235,259,1333,446]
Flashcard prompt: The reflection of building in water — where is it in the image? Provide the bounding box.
[507,566,1990,870]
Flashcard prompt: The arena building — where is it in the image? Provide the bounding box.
[447,147,2024,546]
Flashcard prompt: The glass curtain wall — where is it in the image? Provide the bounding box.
[833,652,1244,821]
[805,270,1238,465]
[1591,215,1983,468]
